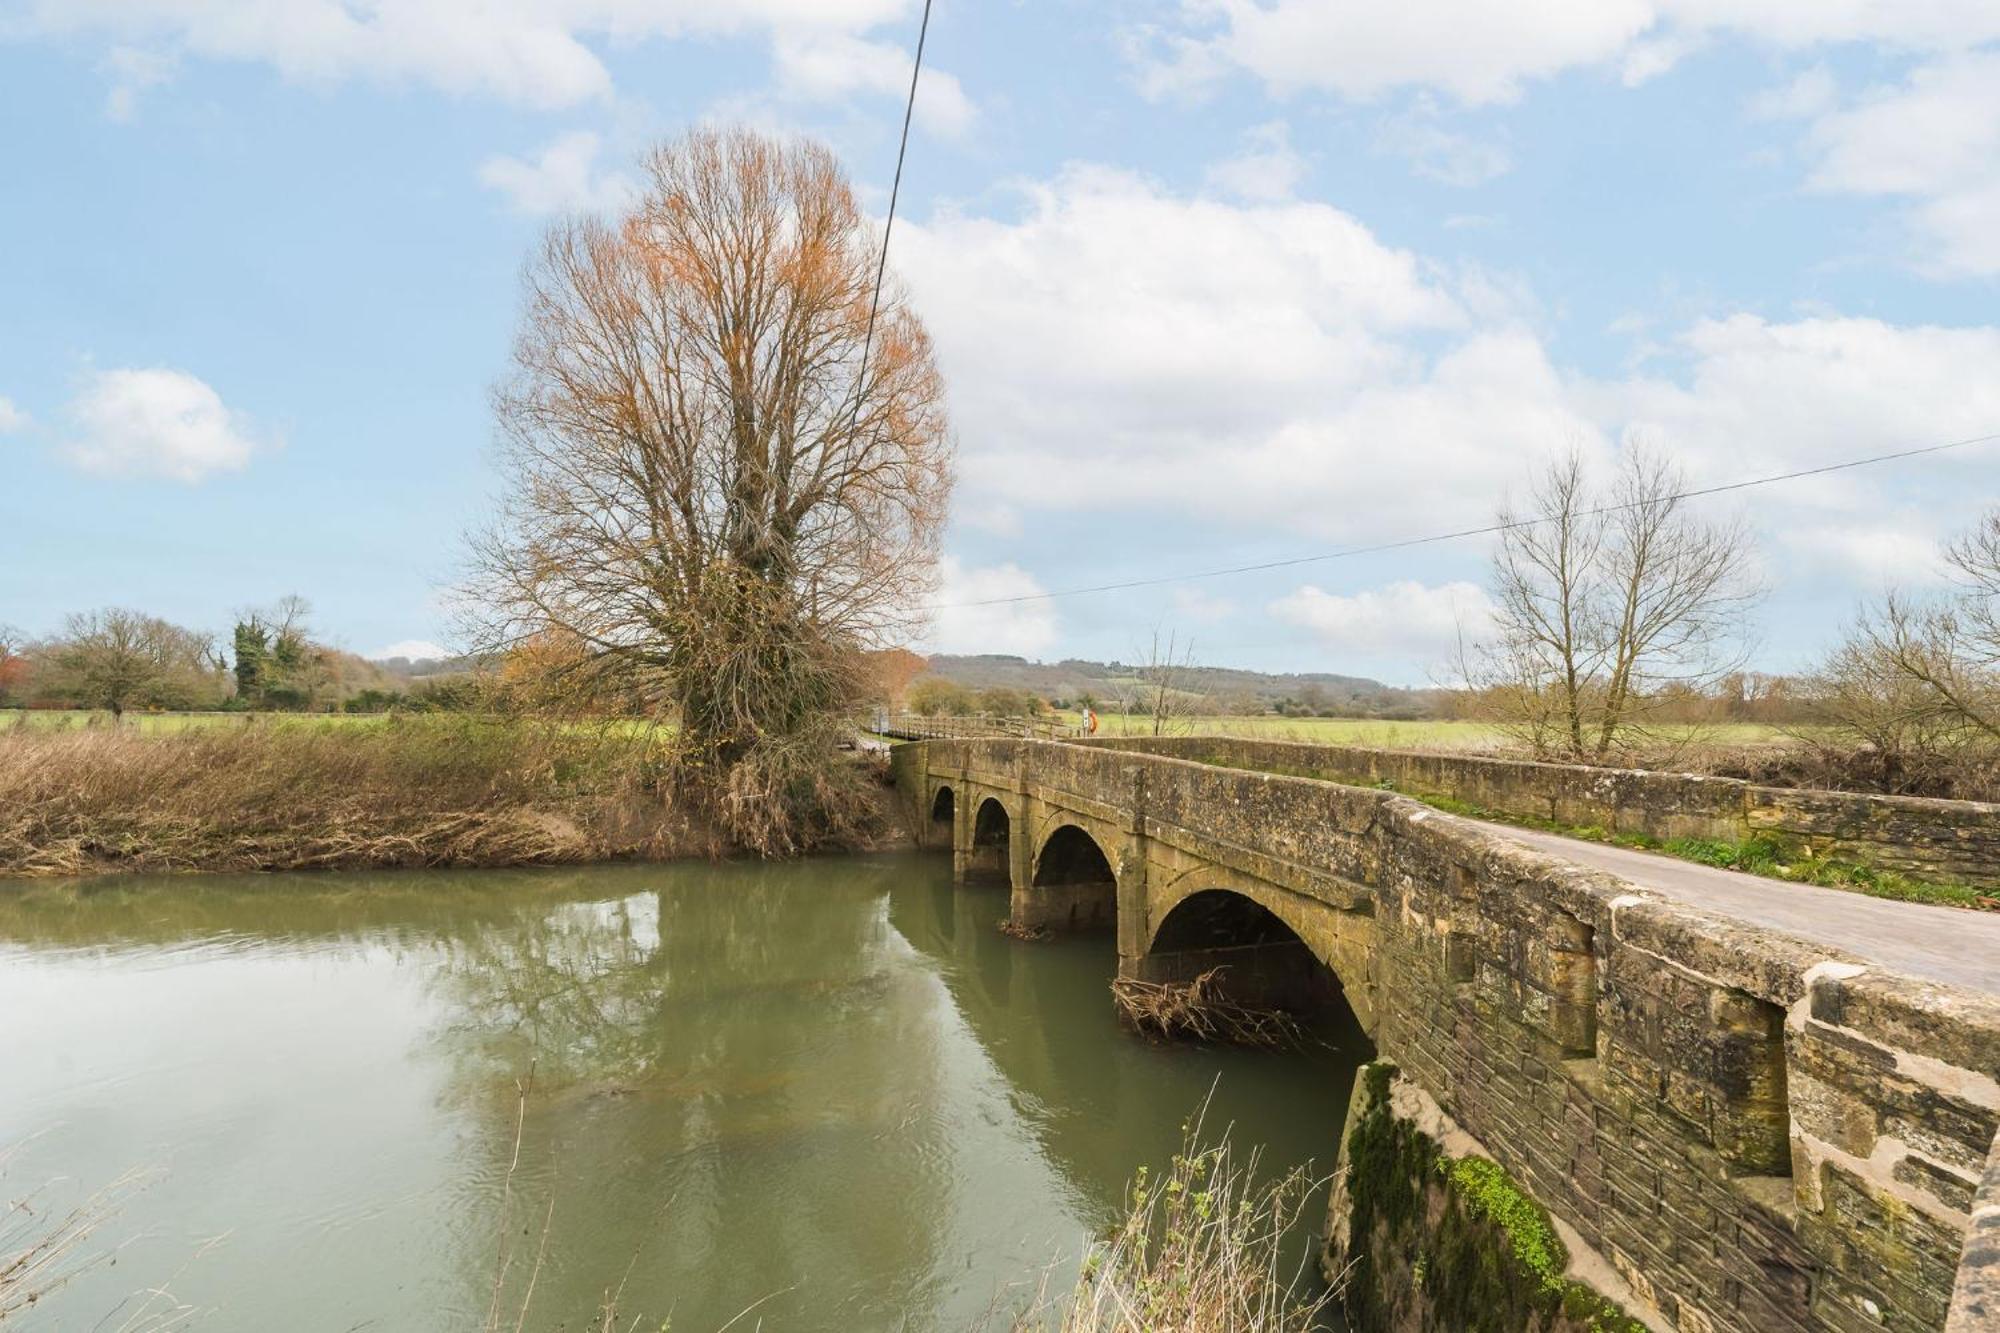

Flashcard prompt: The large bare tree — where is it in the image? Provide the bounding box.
[467,128,952,842]
[1468,447,1760,760]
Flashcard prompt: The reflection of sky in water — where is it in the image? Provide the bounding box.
[0,858,1356,1331]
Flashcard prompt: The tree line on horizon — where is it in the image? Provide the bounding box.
[0,598,475,719]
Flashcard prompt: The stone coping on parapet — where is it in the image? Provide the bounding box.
[1072,733,2000,891]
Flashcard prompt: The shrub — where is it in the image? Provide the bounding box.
[907,677,976,717]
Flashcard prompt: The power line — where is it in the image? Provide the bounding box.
[938,428,2000,609]
[848,0,933,437]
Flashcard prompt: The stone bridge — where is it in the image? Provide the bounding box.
[890,737,2000,1333]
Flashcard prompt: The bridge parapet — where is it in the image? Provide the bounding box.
[891,737,2000,1333]
[1082,734,2000,891]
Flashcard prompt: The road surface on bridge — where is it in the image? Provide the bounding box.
[1468,819,2000,994]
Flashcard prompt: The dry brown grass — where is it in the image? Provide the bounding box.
[0,717,729,878]
[997,1116,1339,1333]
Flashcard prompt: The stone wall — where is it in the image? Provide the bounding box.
[892,738,2000,1332]
[1079,735,2000,890]
[1947,1131,2000,1330]
[1331,1062,1656,1332]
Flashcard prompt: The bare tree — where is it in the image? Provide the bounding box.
[1804,506,2000,793]
[1468,447,1760,761]
[1134,629,1205,737]
[43,609,224,719]
[465,127,952,848]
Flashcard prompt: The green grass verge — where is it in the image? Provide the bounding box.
[1375,783,1994,911]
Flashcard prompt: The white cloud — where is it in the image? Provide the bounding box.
[1204,121,1308,202]
[1748,64,1836,120]
[0,396,28,433]
[770,31,975,137]
[1656,0,2000,52]
[1139,1,1656,105]
[368,639,450,661]
[62,368,267,482]
[1272,580,1495,663]
[1596,314,2000,482]
[920,558,1058,656]
[1578,314,2000,577]
[1373,104,1512,186]
[479,131,636,215]
[893,163,2000,625]
[24,0,921,110]
[1137,1,2000,105]
[101,45,177,120]
[1778,521,1951,588]
[1797,51,2000,275]
[896,166,1577,545]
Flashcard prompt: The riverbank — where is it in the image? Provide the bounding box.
[0,718,906,877]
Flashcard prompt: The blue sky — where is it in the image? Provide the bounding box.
[2,1,1997,682]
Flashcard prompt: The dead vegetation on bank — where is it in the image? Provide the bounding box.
[1112,969,1313,1051]
[994,1121,1339,1333]
[0,719,758,878]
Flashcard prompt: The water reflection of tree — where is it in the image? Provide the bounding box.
[0,865,634,954]
[426,859,905,1088]
[425,856,981,1331]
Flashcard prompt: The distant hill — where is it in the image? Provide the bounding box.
[919,654,1447,719]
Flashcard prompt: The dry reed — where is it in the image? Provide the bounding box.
[1000,1115,1339,1333]
[0,1145,193,1331]
[0,718,725,877]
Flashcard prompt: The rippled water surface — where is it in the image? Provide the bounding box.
[0,854,1360,1331]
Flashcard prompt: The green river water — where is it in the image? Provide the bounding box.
[0,853,1361,1331]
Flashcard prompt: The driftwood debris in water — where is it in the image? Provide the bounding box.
[1111,968,1310,1050]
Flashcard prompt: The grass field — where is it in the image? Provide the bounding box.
[8,708,1803,755]
[1057,712,1801,753]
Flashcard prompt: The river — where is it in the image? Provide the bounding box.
[0,853,1362,1331]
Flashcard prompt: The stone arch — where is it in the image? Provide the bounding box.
[928,784,956,847]
[1022,822,1118,931]
[1143,871,1377,1041]
[967,797,1012,885]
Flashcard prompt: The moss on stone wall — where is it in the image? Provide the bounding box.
[1341,1063,1648,1333]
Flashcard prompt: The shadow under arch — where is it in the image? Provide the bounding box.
[1027,822,1117,932]
[1143,888,1373,1052]
[928,785,955,848]
[967,797,1011,885]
